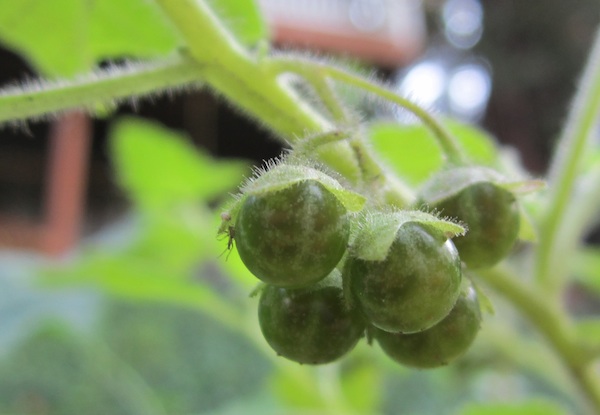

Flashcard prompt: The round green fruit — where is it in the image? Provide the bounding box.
[346,222,462,334]
[235,180,350,288]
[437,182,519,269]
[419,167,520,269]
[258,274,365,364]
[374,282,481,368]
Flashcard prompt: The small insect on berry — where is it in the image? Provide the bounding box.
[218,212,235,259]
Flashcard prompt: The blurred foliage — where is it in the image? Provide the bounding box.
[9,115,575,415]
[0,1,598,414]
[369,119,497,187]
[0,302,271,415]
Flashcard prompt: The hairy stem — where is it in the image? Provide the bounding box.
[154,0,329,139]
[0,57,203,124]
[536,27,600,290]
[269,57,470,166]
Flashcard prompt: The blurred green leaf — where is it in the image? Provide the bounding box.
[129,206,214,271]
[89,0,180,59]
[575,318,600,356]
[475,322,578,404]
[457,400,567,415]
[111,117,247,209]
[0,0,90,76]
[206,0,268,47]
[370,122,441,186]
[340,360,382,412]
[0,0,179,77]
[445,119,497,166]
[270,366,328,409]
[49,253,242,330]
[0,323,162,415]
[572,247,600,295]
[369,119,498,186]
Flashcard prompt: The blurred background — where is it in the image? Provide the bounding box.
[0,1,599,414]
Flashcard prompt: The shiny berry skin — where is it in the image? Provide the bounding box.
[374,282,481,368]
[258,276,365,364]
[432,182,519,269]
[235,180,350,288]
[419,167,520,269]
[346,222,462,334]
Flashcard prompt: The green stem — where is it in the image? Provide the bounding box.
[536,28,600,290]
[297,66,349,123]
[479,266,600,414]
[154,0,329,139]
[348,137,416,206]
[0,57,202,123]
[269,56,470,166]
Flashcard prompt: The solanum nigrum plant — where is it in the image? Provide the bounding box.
[2,1,600,413]
[258,271,365,364]
[373,279,482,368]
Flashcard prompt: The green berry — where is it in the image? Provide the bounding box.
[258,273,365,364]
[374,281,481,368]
[419,167,520,269]
[235,180,350,288]
[346,222,462,334]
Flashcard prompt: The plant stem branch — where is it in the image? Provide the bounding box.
[536,27,600,290]
[479,266,600,414]
[297,67,349,123]
[269,57,470,166]
[154,0,329,139]
[0,57,202,124]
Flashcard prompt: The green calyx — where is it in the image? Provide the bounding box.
[350,210,466,262]
[242,163,366,211]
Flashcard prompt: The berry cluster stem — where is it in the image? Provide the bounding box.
[152,0,329,140]
[268,57,470,167]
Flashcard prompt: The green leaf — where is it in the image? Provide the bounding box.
[445,118,498,165]
[128,206,214,271]
[340,361,382,412]
[457,400,567,415]
[269,367,327,408]
[0,0,179,77]
[370,122,441,186]
[110,117,247,209]
[206,0,268,47]
[352,210,466,261]
[0,0,90,76]
[369,119,498,186]
[89,0,180,59]
[47,253,242,329]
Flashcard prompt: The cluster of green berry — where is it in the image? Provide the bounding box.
[219,160,522,368]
